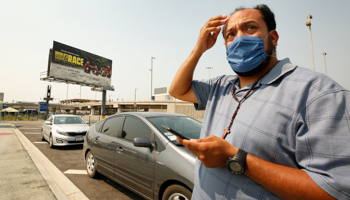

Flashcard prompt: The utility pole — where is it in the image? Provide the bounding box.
[206,67,213,79]
[306,14,315,71]
[323,52,327,75]
[149,57,155,100]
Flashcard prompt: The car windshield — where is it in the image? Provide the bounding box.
[54,116,85,124]
[147,116,202,145]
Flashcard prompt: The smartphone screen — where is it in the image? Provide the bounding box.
[161,125,189,140]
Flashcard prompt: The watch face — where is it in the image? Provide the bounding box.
[229,162,242,172]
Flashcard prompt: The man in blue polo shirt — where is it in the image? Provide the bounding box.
[169,4,350,200]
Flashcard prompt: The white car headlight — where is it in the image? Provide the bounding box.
[56,130,68,136]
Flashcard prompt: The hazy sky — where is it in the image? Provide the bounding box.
[1,0,349,103]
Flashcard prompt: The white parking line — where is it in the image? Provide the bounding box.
[24,132,41,134]
[20,128,42,129]
[63,170,87,175]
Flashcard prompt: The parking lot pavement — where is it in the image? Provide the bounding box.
[0,124,56,200]
[0,122,89,200]
[5,120,144,200]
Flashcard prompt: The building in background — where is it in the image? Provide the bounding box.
[148,87,176,101]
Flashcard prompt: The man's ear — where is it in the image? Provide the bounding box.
[270,30,279,47]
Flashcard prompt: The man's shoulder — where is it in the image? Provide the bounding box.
[193,74,237,87]
[212,74,237,85]
[291,67,346,91]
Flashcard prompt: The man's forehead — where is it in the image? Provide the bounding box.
[228,8,263,26]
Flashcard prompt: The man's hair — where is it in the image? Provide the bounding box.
[222,4,276,38]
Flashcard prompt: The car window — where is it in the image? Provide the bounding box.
[154,135,165,151]
[94,120,105,132]
[147,116,202,144]
[121,116,151,142]
[54,117,62,124]
[101,116,124,137]
[54,117,85,124]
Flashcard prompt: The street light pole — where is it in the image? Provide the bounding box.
[206,67,213,79]
[57,98,60,114]
[149,57,155,100]
[66,84,69,104]
[323,52,327,75]
[135,88,137,101]
[306,14,315,71]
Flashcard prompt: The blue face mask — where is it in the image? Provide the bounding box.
[226,35,267,73]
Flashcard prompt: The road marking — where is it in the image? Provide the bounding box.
[24,132,41,134]
[0,133,14,136]
[19,128,42,129]
[63,170,87,175]
[33,142,47,144]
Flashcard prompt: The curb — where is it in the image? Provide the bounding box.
[12,124,89,200]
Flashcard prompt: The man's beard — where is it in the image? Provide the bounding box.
[234,36,274,77]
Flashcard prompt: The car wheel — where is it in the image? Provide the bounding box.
[86,151,98,178]
[162,184,191,200]
[49,133,54,148]
[41,129,45,141]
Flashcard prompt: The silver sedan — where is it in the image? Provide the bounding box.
[41,114,89,148]
[83,112,202,200]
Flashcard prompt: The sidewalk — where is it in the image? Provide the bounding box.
[0,124,88,200]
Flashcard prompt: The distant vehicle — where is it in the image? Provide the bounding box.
[41,114,89,148]
[83,112,202,200]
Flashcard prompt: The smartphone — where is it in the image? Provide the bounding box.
[161,125,189,140]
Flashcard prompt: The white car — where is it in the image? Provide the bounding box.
[41,114,89,148]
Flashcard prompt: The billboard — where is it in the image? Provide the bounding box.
[48,41,112,87]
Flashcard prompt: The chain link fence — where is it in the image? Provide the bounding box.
[0,112,103,127]
[0,112,49,121]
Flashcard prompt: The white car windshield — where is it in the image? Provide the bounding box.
[54,117,85,124]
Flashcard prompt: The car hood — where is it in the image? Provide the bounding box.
[177,145,196,158]
[55,124,89,132]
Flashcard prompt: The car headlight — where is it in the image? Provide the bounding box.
[56,130,68,136]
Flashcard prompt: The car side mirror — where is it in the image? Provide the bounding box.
[85,121,90,124]
[45,121,52,125]
[133,137,151,147]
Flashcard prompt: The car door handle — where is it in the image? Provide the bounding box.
[116,147,123,152]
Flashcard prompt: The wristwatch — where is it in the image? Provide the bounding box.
[226,149,248,174]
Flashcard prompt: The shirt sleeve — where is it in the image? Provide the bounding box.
[295,90,350,199]
[191,78,213,110]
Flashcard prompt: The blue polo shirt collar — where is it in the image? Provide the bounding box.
[229,58,297,90]
[260,58,297,85]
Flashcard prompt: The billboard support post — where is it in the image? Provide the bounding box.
[101,90,106,120]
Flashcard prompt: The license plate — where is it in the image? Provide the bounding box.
[76,137,84,142]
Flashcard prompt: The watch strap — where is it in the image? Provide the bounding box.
[234,149,247,165]
[226,149,248,174]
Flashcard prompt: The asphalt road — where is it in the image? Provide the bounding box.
[10,120,144,200]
